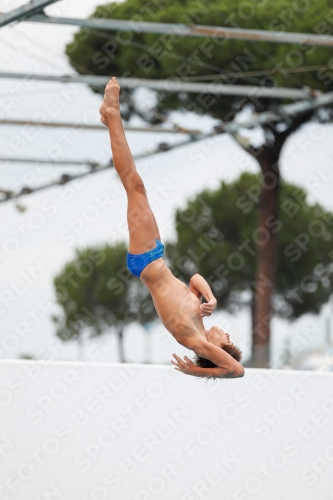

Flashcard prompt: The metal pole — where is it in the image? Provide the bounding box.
[0,157,99,167]
[0,72,316,100]
[0,118,200,135]
[28,14,333,47]
[0,1,59,28]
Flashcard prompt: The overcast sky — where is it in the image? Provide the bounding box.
[0,0,333,368]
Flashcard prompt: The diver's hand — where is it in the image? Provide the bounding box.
[171,354,202,376]
[199,298,217,317]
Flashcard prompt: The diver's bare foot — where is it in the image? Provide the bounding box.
[99,77,120,121]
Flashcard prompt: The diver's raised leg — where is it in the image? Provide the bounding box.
[100,78,160,253]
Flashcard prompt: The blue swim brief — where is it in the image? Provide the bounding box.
[127,239,165,278]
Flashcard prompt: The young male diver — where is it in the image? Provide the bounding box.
[99,78,244,380]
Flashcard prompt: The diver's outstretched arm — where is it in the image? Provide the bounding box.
[171,340,244,379]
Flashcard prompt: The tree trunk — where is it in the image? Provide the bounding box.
[117,328,126,363]
[249,109,314,368]
[77,334,84,361]
[252,155,280,367]
[250,281,256,349]
[144,329,152,363]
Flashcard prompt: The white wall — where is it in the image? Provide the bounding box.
[0,360,332,500]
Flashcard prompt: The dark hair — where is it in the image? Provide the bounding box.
[194,344,243,370]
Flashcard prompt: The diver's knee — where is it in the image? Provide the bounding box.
[126,174,146,194]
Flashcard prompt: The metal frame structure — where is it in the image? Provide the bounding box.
[27,13,333,47]
[0,72,317,100]
[2,90,333,203]
[0,118,200,135]
[0,0,59,28]
[1,4,333,204]
[0,157,100,168]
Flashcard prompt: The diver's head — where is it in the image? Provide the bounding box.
[195,326,243,369]
[206,326,232,348]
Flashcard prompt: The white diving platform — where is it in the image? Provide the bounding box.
[0,359,332,500]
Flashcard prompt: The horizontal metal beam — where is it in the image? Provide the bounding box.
[0,1,59,28]
[0,72,316,100]
[0,157,99,167]
[226,91,333,132]
[0,118,200,134]
[1,90,333,203]
[28,14,333,47]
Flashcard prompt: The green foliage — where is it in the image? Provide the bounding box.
[65,0,333,119]
[52,242,155,342]
[166,172,333,319]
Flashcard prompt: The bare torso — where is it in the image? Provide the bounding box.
[140,258,206,348]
